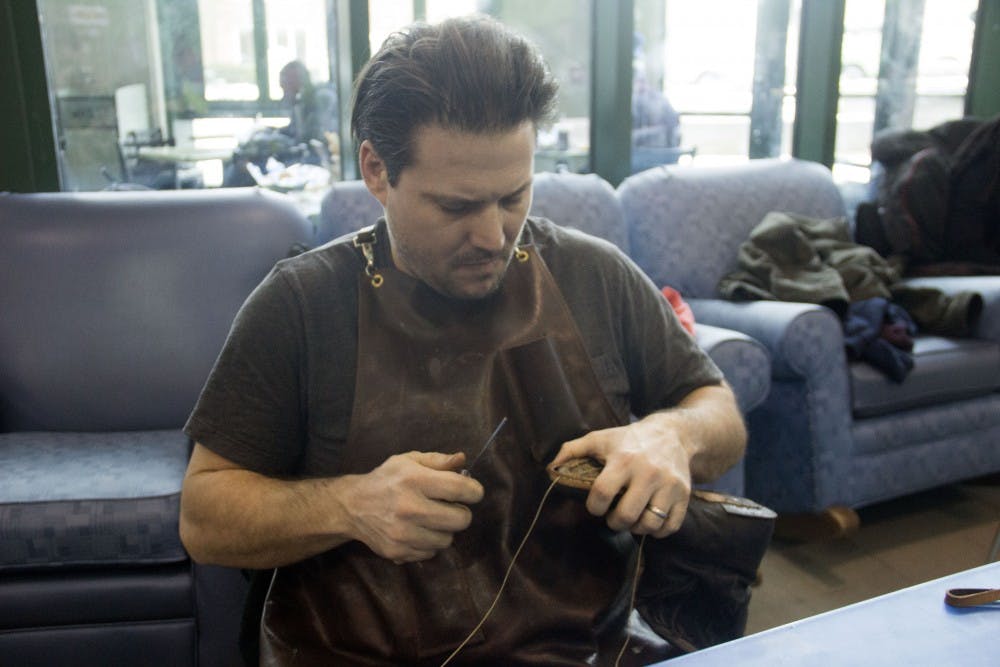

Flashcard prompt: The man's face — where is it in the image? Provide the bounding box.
[360,122,536,300]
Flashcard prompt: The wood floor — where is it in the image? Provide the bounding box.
[745,475,1000,635]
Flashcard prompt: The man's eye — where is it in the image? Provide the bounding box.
[440,202,470,214]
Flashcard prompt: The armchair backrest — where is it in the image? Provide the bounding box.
[530,171,628,253]
[316,171,628,253]
[0,189,313,432]
[316,179,383,243]
[618,158,847,297]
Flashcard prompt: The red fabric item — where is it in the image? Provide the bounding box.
[662,286,696,336]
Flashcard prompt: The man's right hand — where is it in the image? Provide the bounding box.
[180,444,482,569]
[338,451,484,563]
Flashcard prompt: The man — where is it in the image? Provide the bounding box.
[223,61,337,187]
[631,33,680,150]
[277,60,338,155]
[180,15,745,666]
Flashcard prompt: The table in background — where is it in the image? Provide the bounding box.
[134,145,233,188]
[654,561,999,666]
[136,145,233,164]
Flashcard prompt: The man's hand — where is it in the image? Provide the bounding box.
[339,451,484,563]
[547,383,746,539]
[549,420,692,538]
[180,445,483,569]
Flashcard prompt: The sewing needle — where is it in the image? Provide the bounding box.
[462,416,508,476]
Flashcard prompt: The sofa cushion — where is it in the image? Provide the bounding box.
[850,335,1000,417]
[0,430,189,571]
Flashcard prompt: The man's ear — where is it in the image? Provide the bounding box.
[359,140,389,205]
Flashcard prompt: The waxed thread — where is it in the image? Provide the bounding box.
[439,476,560,666]
[612,533,647,667]
[440,478,647,667]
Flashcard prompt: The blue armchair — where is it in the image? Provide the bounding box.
[0,188,313,665]
[318,171,772,496]
[618,158,1000,529]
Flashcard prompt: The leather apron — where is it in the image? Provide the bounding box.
[259,226,672,666]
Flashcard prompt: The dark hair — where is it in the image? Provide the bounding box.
[351,15,559,184]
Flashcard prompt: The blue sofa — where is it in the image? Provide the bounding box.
[0,189,313,666]
[618,158,1000,523]
[318,171,773,496]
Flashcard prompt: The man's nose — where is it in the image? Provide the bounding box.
[467,204,507,252]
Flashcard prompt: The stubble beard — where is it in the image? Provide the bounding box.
[444,246,515,301]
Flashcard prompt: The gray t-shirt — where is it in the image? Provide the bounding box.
[184,217,722,475]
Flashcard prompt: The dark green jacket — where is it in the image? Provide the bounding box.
[719,212,982,336]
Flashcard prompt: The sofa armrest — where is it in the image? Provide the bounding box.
[690,299,855,513]
[901,276,1000,342]
[695,323,771,414]
[689,299,847,382]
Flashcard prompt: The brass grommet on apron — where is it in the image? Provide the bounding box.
[515,247,530,263]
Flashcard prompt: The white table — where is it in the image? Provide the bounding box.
[653,561,1000,666]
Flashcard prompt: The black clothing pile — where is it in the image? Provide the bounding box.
[856,114,1000,275]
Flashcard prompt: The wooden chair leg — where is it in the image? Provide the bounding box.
[774,506,861,542]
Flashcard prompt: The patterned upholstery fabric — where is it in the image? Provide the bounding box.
[1,430,186,503]
[620,159,848,298]
[695,324,770,415]
[530,172,630,253]
[848,396,1000,506]
[617,159,1000,513]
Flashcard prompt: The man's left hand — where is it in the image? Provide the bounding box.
[549,418,692,538]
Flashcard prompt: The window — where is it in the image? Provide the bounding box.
[198,0,258,101]
[36,0,338,191]
[835,0,885,178]
[633,0,803,170]
[912,0,976,128]
[23,0,990,193]
[38,0,163,190]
